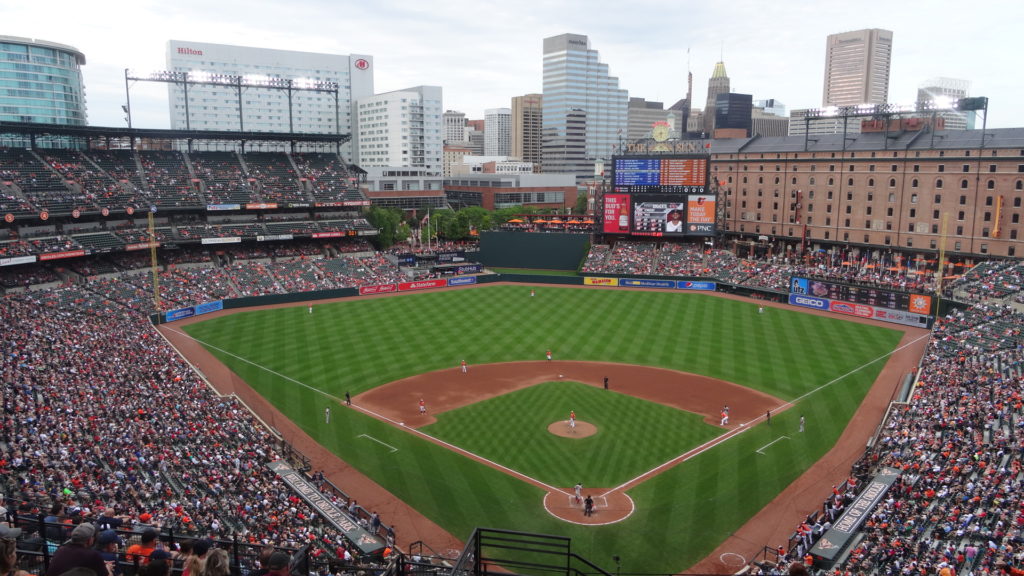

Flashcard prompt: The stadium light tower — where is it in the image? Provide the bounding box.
[124,69,340,133]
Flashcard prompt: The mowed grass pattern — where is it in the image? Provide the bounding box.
[422,381,722,487]
[182,285,905,574]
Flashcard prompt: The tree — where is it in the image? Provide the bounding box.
[364,206,404,250]
[574,191,588,215]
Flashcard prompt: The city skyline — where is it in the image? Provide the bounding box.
[6,0,1023,131]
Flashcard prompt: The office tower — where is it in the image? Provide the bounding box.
[751,109,790,137]
[511,94,543,168]
[466,119,485,155]
[714,93,752,137]
[166,40,373,142]
[484,108,511,156]
[822,28,893,107]
[0,36,87,125]
[355,86,443,173]
[917,77,972,130]
[754,99,787,118]
[444,110,467,144]
[627,98,681,141]
[704,61,730,134]
[542,33,628,179]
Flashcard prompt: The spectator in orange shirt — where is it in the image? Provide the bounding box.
[127,528,159,565]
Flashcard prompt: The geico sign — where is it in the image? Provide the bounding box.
[793,295,827,309]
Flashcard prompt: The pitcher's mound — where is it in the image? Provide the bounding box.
[548,420,597,438]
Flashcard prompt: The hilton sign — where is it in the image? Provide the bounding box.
[177,47,203,55]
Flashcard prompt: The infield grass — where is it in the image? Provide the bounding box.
[182,284,905,574]
[422,380,722,487]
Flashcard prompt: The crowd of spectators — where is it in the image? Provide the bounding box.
[581,242,996,303]
[763,301,1024,576]
[291,154,357,203]
[0,287,397,571]
[948,261,1024,304]
[3,230,1024,576]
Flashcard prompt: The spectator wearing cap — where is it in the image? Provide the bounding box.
[1,526,33,576]
[126,528,159,565]
[133,514,154,531]
[267,552,290,576]
[46,523,106,576]
[97,530,125,576]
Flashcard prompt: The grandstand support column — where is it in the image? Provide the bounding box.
[149,210,161,311]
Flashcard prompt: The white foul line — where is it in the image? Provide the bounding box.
[756,436,790,455]
[164,325,567,496]
[601,332,932,498]
[358,434,398,453]
[167,323,929,501]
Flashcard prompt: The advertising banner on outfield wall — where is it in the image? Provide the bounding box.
[620,278,675,289]
[195,300,224,315]
[359,284,397,295]
[810,468,900,564]
[165,307,195,322]
[267,460,385,554]
[676,281,716,291]
[164,300,223,323]
[398,279,446,291]
[789,294,931,327]
[448,276,478,286]
[583,277,619,286]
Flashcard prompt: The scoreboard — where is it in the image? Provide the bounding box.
[613,157,709,193]
[606,154,714,237]
[790,277,933,315]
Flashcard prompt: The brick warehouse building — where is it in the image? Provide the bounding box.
[709,126,1024,258]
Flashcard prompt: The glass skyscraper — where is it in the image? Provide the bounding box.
[0,36,87,125]
[542,34,627,180]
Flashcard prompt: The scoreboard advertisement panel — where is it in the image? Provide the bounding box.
[790,276,933,315]
[603,193,632,234]
[609,154,714,237]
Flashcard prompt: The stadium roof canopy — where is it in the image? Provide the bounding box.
[0,121,350,145]
[706,127,1024,154]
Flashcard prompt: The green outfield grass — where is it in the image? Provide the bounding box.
[182,285,905,574]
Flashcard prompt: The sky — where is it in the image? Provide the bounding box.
[7,0,1024,130]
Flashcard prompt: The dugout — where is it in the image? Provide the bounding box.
[477,231,590,271]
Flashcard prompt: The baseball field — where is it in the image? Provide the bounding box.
[173,284,908,574]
